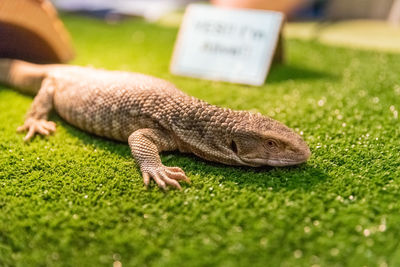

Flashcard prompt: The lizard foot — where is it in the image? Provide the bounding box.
[142,166,190,190]
[17,118,56,141]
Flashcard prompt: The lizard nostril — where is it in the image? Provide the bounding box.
[287,147,298,153]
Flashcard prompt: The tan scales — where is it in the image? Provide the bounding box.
[0,59,311,190]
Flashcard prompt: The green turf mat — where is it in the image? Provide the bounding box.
[285,20,400,53]
[0,14,399,267]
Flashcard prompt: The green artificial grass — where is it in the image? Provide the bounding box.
[1,14,400,266]
[285,20,400,53]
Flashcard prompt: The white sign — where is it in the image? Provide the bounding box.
[170,4,284,86]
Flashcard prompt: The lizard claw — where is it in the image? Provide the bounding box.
[17,118,56,141]
[143,166,190,190]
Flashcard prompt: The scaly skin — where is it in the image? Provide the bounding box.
[0,59,311,190]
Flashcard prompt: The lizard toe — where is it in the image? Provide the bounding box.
[159,172,182,190]
[23,126,36,141]
[17,125,28,132]
[166,167,185,174]
[142,172,151,188]
[150,172,167,190]
[40,120,56,132]
[37,125,50,136]
[165,168,190,183]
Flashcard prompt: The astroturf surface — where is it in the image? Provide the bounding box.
[1,15,400,267]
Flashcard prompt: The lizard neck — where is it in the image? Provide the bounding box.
[168,97,242,165]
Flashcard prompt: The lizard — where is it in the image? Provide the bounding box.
[0,59,311,190]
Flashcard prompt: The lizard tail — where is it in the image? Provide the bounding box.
[0,59,47,95]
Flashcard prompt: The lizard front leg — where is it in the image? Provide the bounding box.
[17,77,56,141]
[128,128,190,190]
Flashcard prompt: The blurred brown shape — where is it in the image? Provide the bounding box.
[388,0,400,25]
[0,0,74,63]
[211,0,308,16]
[325,0,397,21]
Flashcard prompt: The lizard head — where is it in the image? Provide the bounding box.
[224,112,311,167]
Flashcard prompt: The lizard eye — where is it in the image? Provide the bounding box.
[266,139,278,148]
[230,140,238,154]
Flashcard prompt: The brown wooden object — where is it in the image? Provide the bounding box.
[388,0,400,25]
[0,0,74,63]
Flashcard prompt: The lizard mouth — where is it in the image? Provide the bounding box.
[241,147,311,167]
[266,158,306,166]
[241,157,307,167]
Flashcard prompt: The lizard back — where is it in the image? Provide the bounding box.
[50,67,188,141]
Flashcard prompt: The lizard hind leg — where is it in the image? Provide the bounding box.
[17,77,57,141]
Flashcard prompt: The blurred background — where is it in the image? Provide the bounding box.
[50,0,400,23]
[1,0,399,64]
[50,0,400,56]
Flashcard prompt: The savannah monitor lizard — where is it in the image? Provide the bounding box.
[0,59,311,190]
